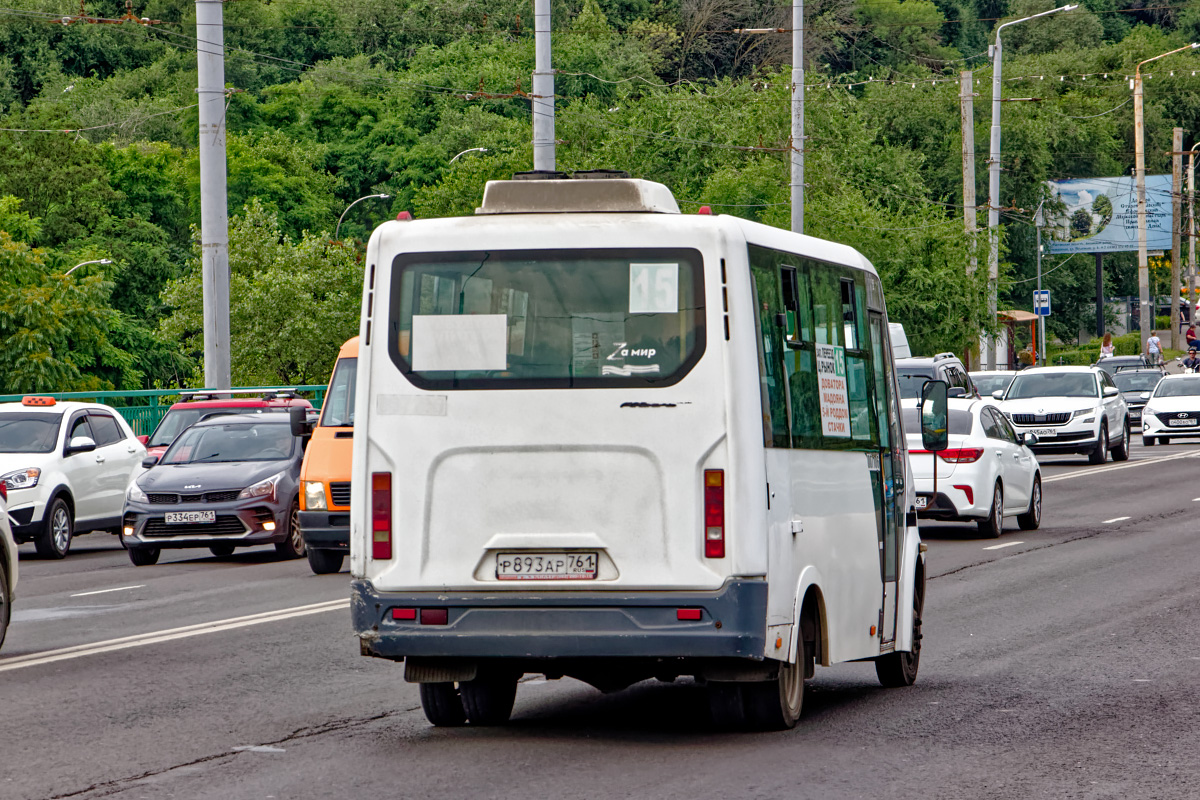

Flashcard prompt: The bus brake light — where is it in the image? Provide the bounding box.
[372,472,392,559]
[704,469,725,558]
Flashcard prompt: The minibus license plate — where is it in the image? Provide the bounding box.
[915,496,928,509]
[165,511,216,524]
[496,552,598,580]
[1030,428,1056,438]
[1169,418,1198,426]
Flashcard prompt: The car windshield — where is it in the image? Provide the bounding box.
[1114,372,1163,392]
[1154,378,1200,398]
[320,357,357,427]
[161,422,295,464]
[896,367,935,399]
[971,374,1014,397]
[149,406,266,447]
[901,408,974,436]
[0,412,62,453]
[1006,372,1098,399]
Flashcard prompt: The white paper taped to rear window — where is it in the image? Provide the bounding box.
[411,314,508,371]
[628,263,679,314]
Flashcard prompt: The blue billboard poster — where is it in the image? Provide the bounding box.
[1044,175,1172,254]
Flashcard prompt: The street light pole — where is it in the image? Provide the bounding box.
[986,4,1077,369]
[449,147,489,163]
[791,0,804,234]
[1135,44,1199,356]
[336,194,391,240]
[1035,200,1045,366]
[1190,142,1199,320]
[62,258,112,277]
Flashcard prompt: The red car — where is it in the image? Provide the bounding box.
[140,391,313,459]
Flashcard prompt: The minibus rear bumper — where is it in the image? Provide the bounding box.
[351,578,767,660]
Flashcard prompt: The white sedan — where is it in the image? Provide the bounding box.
[905,398,1042,538]
[1141,374,1200,445]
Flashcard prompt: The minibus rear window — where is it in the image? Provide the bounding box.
[389,249,705,389]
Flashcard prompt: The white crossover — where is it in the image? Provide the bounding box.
[995,366,1129,464]
[1141,374,1200,445]
[0,397,146,558]
[906,398,1041,538]
[0,482,16,652]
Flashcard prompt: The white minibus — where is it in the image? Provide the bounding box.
[350,173,928,730]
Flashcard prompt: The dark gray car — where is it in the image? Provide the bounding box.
[121,415,305,566]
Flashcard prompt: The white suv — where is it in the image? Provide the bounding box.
[0,398,146,558]
[995,366,1130,464]
[0,484,16,652]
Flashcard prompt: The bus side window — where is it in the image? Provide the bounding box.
[749,256,792,448]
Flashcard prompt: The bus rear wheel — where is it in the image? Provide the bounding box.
[419,683,467,727]
[742,656,804,730]
[460,670,519,726]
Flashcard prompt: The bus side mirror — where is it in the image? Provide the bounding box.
[290,405,313,437]
[920,380,949,453]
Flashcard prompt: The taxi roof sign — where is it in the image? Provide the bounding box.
[21,396,56,406]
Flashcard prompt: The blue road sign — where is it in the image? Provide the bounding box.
[1033,290,1051,316]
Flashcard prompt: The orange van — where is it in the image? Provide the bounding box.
[297,336,357,574]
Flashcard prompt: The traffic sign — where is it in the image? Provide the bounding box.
[1033,290,1051,316]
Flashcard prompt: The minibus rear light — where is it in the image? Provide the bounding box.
[677,608,703,621]
[392,608,417,621]
[704,469,725,558]
[371,472,392,560]
[420,608,448,625]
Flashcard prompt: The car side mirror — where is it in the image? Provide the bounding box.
[65,436,96,455]
[141,455,160,469]
[289,405,313,437]
[946,386,966,398]
[920,380,949,453]
[992,389,1005,401]
[1103,386,1119,398]
[1020,433,1040,446]
[136,434,149,445]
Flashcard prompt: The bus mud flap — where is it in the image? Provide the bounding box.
[405,658,479,684]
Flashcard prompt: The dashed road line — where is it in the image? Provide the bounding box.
[0,598,349,673]
[1043,449,1200,484]
[982,541,1024,550]
[1103,516,1131,524]
[70,585,145,598]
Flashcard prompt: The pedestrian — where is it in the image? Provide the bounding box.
[1188,323,1200,350]
[1147,329,1163,366]
[1099,332,1115,359]
[1184,348,1200,373]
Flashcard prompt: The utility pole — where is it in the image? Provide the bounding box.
[1172,127,1184,350]
[791,0,804,234]
[532,0,555,171]
[961,70,978,369]
[1190,145,1197,317]
[1035,202,1046,366]
[196,0,230,389]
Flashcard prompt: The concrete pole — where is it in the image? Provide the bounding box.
[1190,147,1197,319]
[1135,72,1150,357]
[1035,205,1044,366]
[1172,127,1183,350]
[986,34,1003,370]
[961,70,978,370]
[532,0,555,171]
[196,0,231,389]
[791,0,804,234]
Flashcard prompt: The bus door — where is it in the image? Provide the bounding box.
[868,310,904,644]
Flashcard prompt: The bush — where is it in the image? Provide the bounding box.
[1156,315,1173,330]
[1047,332,1141,366]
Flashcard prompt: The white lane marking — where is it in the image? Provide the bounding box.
[1133,679,1151,682]
[983,541,1024,550]
[70,585,145,598]
[1103,516,1130,524]
[1193,498,1200,502]
[1043,449,1200,483]
[232,746,286,753]
[0,598,348,673]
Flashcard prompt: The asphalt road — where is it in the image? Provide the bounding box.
[4,437,1200,800]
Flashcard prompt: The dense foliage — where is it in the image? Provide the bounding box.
[2,0,1200,388]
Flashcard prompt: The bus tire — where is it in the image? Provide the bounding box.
[307,548,344,574]
[742,656,804,731]
[876,569,923,688]
[419,683,467,727]
[460,671,518,726]
[708,683,746,729]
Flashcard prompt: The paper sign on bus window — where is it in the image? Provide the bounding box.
[411,314,508,371]
[815,343,851,438]
[629,263,679,314]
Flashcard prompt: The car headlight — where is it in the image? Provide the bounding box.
[1,467,41,490]
[303,481,327,511]
[238,472,285,502]
[1072,408,1096,418]
[127,483,149,503]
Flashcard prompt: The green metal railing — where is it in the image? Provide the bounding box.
[0,386,327,436]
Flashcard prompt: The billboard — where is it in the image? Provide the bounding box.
[1044,175,1172,254]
